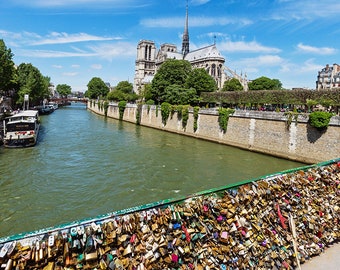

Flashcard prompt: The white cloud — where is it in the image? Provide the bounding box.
[62,72,78,76]
[1,29,120,48]
[141,16,252,28]
[17,49,96,58]
[91,64,102,70]
[10,0,146,8]
[88,42,136,59]
[240,55,285,67]
[293,59,324,73]
[270,1,340,21]
[219,40,281,54]
[190,0,211,5]
[52,65,63,69]
[297,43,337,55]
[17,41,136,60]
[71,64,80,68]
[30,32,117,45]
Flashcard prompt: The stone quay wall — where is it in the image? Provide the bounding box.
[88,102,340,164]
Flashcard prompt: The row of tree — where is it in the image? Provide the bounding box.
[201,89,340,112]
[86,58,284,105]
[84,59,218,105]
[85,78,138,102]
[0,39,74,108]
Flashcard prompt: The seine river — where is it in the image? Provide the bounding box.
[0,103,305,238]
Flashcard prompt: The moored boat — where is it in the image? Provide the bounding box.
[48,101,58,110]
[2,110,40,148]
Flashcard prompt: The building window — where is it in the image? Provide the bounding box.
[211,64,216,77]
[145,45,148,60]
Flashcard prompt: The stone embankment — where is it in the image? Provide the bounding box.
[0,160,339,269]
[88,102,340,164]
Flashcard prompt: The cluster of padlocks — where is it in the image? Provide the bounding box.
[0,161,339,270]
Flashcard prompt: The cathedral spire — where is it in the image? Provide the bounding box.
[182,1,189,57]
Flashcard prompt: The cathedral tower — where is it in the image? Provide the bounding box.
[133,40,156,94]
[181,2,189,57]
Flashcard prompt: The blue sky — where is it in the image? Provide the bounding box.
[1,0,339,92]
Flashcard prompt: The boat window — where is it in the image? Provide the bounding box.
[6,123,36,132]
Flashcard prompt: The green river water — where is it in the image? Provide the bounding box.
[0,103,305,238]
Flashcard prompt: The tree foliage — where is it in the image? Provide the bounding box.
[85,77,109,99]
[116,80,133,94]
[309,111,333,130]
[185,68,217,95]
[201,89,340,112]
[107,80,138,102]
[16,63,50,106]
[107,81,139,102]
[222,78,243,91]
[150,59,192,103]
[248,76,282,90]
[56,84,72,98]
[0,39,17,95]
[163,84,196,105]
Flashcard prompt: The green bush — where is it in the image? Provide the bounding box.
[118,100,127,120]
[218,108,235,133]
[193,106,199,132]
[177,105,183,119]
[161,102,171,125]
[146,100,154,114]
[309,111,333,130]
[181,105,190,129]
[103,101,109,117]
[136,103,142,125]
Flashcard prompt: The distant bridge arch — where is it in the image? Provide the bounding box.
[50,97,88,104]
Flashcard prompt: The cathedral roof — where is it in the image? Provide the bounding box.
[164,51,183,60]
[184,44,225,63]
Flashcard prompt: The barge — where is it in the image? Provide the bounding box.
[2,110,40,148]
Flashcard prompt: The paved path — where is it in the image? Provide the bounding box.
[301,242,340,270]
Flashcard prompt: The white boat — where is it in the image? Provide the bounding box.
[48,102,58,110]
[2,110,40,148]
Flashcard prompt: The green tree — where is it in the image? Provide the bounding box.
[85,77,109,99]
[150,59,192,103]
[248,76,282,90]
[116,80,133,94]
[107,89,127,101]
[163,84,196,105]
[185,68,217,96]
[107,80,139,102]
[141,84,153,102]
[16,63,50,106]
[56,84,72,98]
[222,78,243,91]
[0,39,17,96]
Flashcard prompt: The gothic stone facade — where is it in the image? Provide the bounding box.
[133,40,226,94]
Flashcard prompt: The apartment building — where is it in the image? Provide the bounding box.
[316,63,340,90]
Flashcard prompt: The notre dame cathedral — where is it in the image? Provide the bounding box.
[133,5,247,94]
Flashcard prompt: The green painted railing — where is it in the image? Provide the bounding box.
[0,157,339,244]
